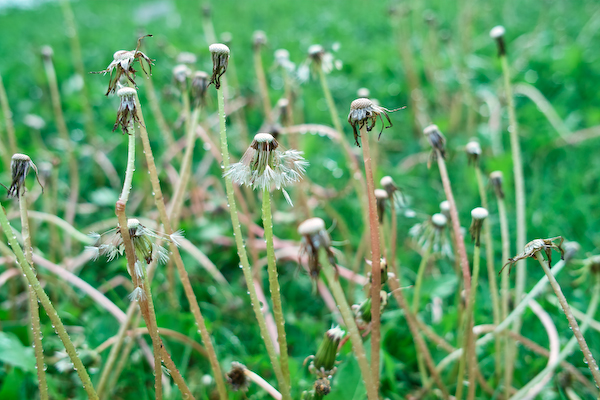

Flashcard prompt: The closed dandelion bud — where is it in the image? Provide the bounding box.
[113,87,140,134]
[465,140,482,165]
[191,71,209,105]
[374,189,388,223]
[423,124,446,161]
[489,25,506,56]
[490,171,505,199]
[172,64,191,90]
[225,133,308,205]
[368,258,389,285]
[298,218,337,287]
[314,326,344,373]
[208,43,230,89]
[252,30,267,50]
[354,291,388,327]
[348,98,405,147]
[7,154,42,198]
[469,207,488,246]
[226,362,250,392]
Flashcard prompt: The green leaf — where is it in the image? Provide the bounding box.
[0,332,36,372]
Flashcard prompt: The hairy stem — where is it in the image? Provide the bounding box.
[215,85,291,399]
[0,202,98,399]
[262,189,291,385]
[319,248,378,400]
[19,190,48,400]
[466,245,481,400]
[534,252,600,387]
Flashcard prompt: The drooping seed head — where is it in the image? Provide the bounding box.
[375,189,388,223]
[40,45,53,59]
[226,362,249,392]
[471,207,488,220]
[380,176,395,192]
[208,43,230,89]
[348,98,404,147]
[439,200,450,217]
[297,217,337,288]
[298,217,326,236]
[490,171,505,199]
[423,124,446,160]
[307,44,325,62]
[7,154,42,198]
[275,48,290,62]
[469,207,488,246]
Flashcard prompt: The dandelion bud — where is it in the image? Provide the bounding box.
[469,207,488,246]
[465,140,482,165]
[191,71,209,106]
[172,64,191,89]
[357,87,370,98]
[423,124,446,160]
[176,52,197,65]
[298,218,337,286]
[208,43,230,89]
[354,291,388,328]
[489,25,506,56]
[368,258,389,285]
[375,189,388,223]
[226,362,250,392]
[490,171,505,199]
[314,378,331,396]
[7,154,42,198]
[348,98,404,147]
[113,87,140,134]
[432,212,447,229]
[252,30,267,50]
[314,326,344,373]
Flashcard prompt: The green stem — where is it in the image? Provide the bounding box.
[144,73,176,153]
[18,191,48,400]
[105,310,141,396]
[132,90,221,400]
[359,125,382,389]
[0,202,98,399]
[412,238,433,314]
[253,46,273,124]
[120,132,136,203]
[318,248,378,400]
[474,166,501,380]
[96,302,137,399]
[466,245,481,400]
[534,251,600,387]
[500,54,527,336]
[389,275,450,399]
[0,71,16,156]
[216,85,291,400]
[262,189,291,385]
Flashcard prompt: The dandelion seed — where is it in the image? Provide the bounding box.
[128,286,145,302]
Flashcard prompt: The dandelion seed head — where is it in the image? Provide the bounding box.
[432,213,447,228]
[471,207,489,220]
[298,217,326,236]
[490,25,506,39]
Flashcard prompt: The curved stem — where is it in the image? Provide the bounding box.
[216,85,291,400]
[261,189,290,385]
[0,202,98,399]
[360,125,382,389]
[412,239,433,313]
[534,252,600,387]
[319,248,378,400]
[133,89,226,400]
[19,191,48,400]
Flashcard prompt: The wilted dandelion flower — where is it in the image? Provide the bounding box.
[297,217,337,287]
[208,43,230,89]
[348,98,405,147]
[87,218,182,269]
[5,153,43,198]
[226,362,250,392]
[92,35,154,96]
[225,133,308,205]
[113,87,141,134]
[409,213,452,258]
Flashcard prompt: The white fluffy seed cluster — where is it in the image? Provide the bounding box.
[209,43,230,55]
[432,213,447,228]
[489,25,506,39]
[298,217,326,235]
[117,87,137,98]
[471,207,489,220]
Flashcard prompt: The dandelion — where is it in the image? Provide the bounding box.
[225,133,308,205]
[176,51,197,65]
[423,124,446,163]
[274,48,295,73]
[490,171,505,199]
[5,153,43,198]
[208,43,230,89]
[374,189,388,223]
[489,25,506,56]
[226,362,250,392]
[298,218,337,287]
[409,213,452,259]
[501,237,565,274]
[297,44,342,82]
[352,291,389,330]
[172,64,191,90]
[252,30,267,49]
[191,71,209,106]
[465,140,482,166]
[469,207,489,246]
[92,35,154,96]
[380,175,406,207]
[347,98,405,147]
[113,87,141,134]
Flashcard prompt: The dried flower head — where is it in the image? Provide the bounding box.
[490,171,505,199]
[208,43,230,89]
[113,87,141,134]
[298,217,337,287]
[172,64,191,89]
[87,219,182,270]
[226,362,249,392]
[92,35,154,96]
[423,124,446,164]
[409,213,452,258]
[465,140,482,165]
[490,25,507,56]
[348,98,405,147]
[191,71,209,106]
[469,207,488,246]
[225,133,307,205]
[314,378,331,396]
[375,189,388,223]
[40,45,53,59]
[5,153,43,198]
[501,236,565,274]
